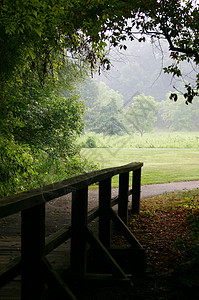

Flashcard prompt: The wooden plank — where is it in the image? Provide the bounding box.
[42,257,76,300]
[45,225,71,255]
[87,194,120,224]
[0,162,143,298]
[0,277,21,300]
[0,256,21,287]
[99,178,112,248]
[0,162,143,218]
[21,204,45,300]
[132,168,141,214]
[109,208,142,249]
[86,228,128,280]
[70,187,88,278]
[118,172,129,224]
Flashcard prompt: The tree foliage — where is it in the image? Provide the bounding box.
[0,139,36,196]
[0,56,92,196]
[81,78,199,136]
[106,0,199,103]
[0,1,101,196]
[125,94,158,136]
[0,0,198,99]
[160,93,199,131]
[79,79,127,135]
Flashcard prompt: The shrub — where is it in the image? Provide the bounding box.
[82,136,97,148]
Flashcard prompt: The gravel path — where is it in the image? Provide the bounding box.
[48,180,199,212]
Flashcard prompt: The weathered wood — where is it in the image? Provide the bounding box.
[21,204,45,300]
[110,208,142,248]
[0,162,143,218]
[70,187,88,278]
[99,178,112,248]
[132,168,142,214]
[0,256,21,288]
[42,257,76,300]
[45,225,71,255]
[118,172,129,224]
[86,228,128,280]
[87,194,120,224]
[0,162,144,299]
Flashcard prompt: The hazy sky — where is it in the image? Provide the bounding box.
[94,39,196,101]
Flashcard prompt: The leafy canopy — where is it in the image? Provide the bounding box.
[0,0,198,101]
[0,58,90,196]
[160,93,199,131]
[101,0,199,103]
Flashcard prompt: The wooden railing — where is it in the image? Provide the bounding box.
[0,162,144,299]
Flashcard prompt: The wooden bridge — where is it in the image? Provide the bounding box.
[0,162,145,299]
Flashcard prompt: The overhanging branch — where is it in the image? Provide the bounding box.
[161,26,199,63]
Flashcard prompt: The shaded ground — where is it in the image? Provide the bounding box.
[114,195,199,299]
[80,190,199,299]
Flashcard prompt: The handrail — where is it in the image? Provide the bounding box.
[0,162,144,299]
[0,162,143,218]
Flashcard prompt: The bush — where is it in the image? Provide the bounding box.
[0,138,38,197]
[82,136,97,148]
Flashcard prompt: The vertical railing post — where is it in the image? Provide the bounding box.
[21,203,45,300]
[99,178,112,248]
[132,168,141,214]
[118,172,129,224]
[71,187,88,278]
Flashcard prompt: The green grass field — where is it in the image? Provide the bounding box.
[79,131,199,149]
[81,147,199,186]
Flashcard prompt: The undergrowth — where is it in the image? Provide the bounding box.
[114,189,199,274]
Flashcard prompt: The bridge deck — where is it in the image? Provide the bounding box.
[0,236,72,299]
[0,206,72,299]
[0,201,101,299]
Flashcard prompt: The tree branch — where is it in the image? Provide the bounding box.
[161,26,199,63]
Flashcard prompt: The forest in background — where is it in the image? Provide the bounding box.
[79,41,199,136]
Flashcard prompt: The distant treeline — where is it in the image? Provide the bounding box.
[79,79,199,136]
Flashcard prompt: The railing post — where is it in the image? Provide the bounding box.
[132,168,141,214]
[21,203,45,300]
[71,187,88,278]
[99,178,112,248]
[118,172,129,224]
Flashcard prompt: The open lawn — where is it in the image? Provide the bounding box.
[81,147,199,186]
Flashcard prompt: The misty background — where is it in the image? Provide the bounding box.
[78,40,199,137]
